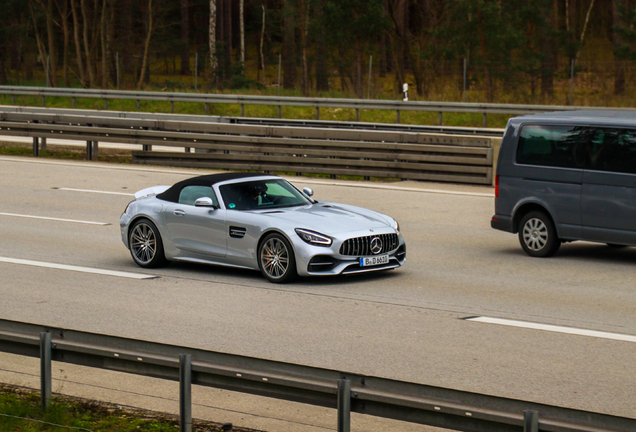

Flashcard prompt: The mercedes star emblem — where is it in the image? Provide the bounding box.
[370,236,383,255]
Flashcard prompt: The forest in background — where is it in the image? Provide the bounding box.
[2,0,636,106]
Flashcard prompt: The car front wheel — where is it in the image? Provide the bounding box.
[129,219,168,268]
[518,211,560,257]
[258,233,297,283]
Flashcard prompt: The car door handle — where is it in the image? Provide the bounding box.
[173,209,186,216]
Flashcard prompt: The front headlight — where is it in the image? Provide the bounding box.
[295,228,332,246]
[393,219,400,235]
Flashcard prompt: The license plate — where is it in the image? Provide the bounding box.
[360,254,389,267]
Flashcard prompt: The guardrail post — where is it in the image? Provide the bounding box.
[11,95,15,104]
[316,107,319,120]
[33,137,39,157]
[180,354,192,432]
[137,100,140,110]
[524,410,539,432]
[483,113,488,127]
[241,104,245,116]
[40,332,52,410]
[42,96,46,107]
[396,110,400,123]
[278,105,282,118]
[143,144,152,152]
[171,101,175,113]
[355,109,359,122]
[205,103,209,114]
[337,379,351,432]
[104,99,108,110]
[439,112,443,125]
[92,141,99,159]
[86,141,93,160]
[41,137,47,152]
[72,97,76,108]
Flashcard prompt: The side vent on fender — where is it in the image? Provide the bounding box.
[229,226,247,239]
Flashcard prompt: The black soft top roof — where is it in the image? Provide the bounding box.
[157,172,279,203]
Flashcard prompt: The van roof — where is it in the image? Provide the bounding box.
[513,110,636,127]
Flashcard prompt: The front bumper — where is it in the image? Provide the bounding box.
[293,231,406,277]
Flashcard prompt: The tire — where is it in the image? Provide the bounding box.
[258,233,297,283]
[518,211,560,258]
[129,219,168,268]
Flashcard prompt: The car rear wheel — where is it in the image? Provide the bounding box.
[129,219,168,268]
[258,233,297,283]
[518,211,560,257]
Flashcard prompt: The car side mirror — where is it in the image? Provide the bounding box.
[303,187,314,197]
[195,197,216,208]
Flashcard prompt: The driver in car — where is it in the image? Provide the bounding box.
[240,183,269,209]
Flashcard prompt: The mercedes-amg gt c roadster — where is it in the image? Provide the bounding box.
[120,173,406,283]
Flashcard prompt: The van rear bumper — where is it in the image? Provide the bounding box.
[491,214,514,233]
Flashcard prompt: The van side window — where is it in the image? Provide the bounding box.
[516,125,584,169]
[587,128,636,174]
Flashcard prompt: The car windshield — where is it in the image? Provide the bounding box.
[219,179,313,210]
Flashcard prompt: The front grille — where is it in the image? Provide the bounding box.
[339,233,398,256]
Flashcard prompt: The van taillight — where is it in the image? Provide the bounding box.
[495,175,499,198]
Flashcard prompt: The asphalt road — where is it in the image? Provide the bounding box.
[0,155,635,430]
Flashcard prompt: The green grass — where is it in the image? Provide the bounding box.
[0,389,179,432]
[0,386,253,432]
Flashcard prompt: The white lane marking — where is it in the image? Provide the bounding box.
[53,187,134,196]
[0,257,157,280]
[0,212,110,226]
[467,316,636,343]
[0,156,494,197]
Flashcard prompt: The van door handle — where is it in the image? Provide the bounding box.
[173,209,186,216]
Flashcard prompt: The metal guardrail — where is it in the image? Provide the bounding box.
[0,318,633,432]
[2,85,634,127]
[0,106,499,185]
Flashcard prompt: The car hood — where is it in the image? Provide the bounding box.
[255,202,394,235]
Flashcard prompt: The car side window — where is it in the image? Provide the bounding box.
[586,128,636,174]
[178,185,218,206]
[516,125,584,169]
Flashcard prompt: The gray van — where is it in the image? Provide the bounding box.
[491,110,636,257]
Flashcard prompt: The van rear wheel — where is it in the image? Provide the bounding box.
[518,211,560,257]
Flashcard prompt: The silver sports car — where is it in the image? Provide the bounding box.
[120,173,406,283]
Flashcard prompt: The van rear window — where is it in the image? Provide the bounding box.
[516,125,584,169]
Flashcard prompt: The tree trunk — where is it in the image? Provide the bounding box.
[81,0,96,86]
[100,0,108,88]
[137,0,153,89]
[314,2,328,92]
[259,3,266,85]
[240,0,244,66]
[209,0,218,85]
[28,0,49,82]
[181,0,190,75]
[612,0,625,95]
[540,1,554,99]
[121,0,133,79]
[70,0,86,86]
[224,0,232,76]
[574,0,596,62]
[282,0,296,90]
[46,0,58,86]
[299,0,309,94]
[56,0,71,87]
